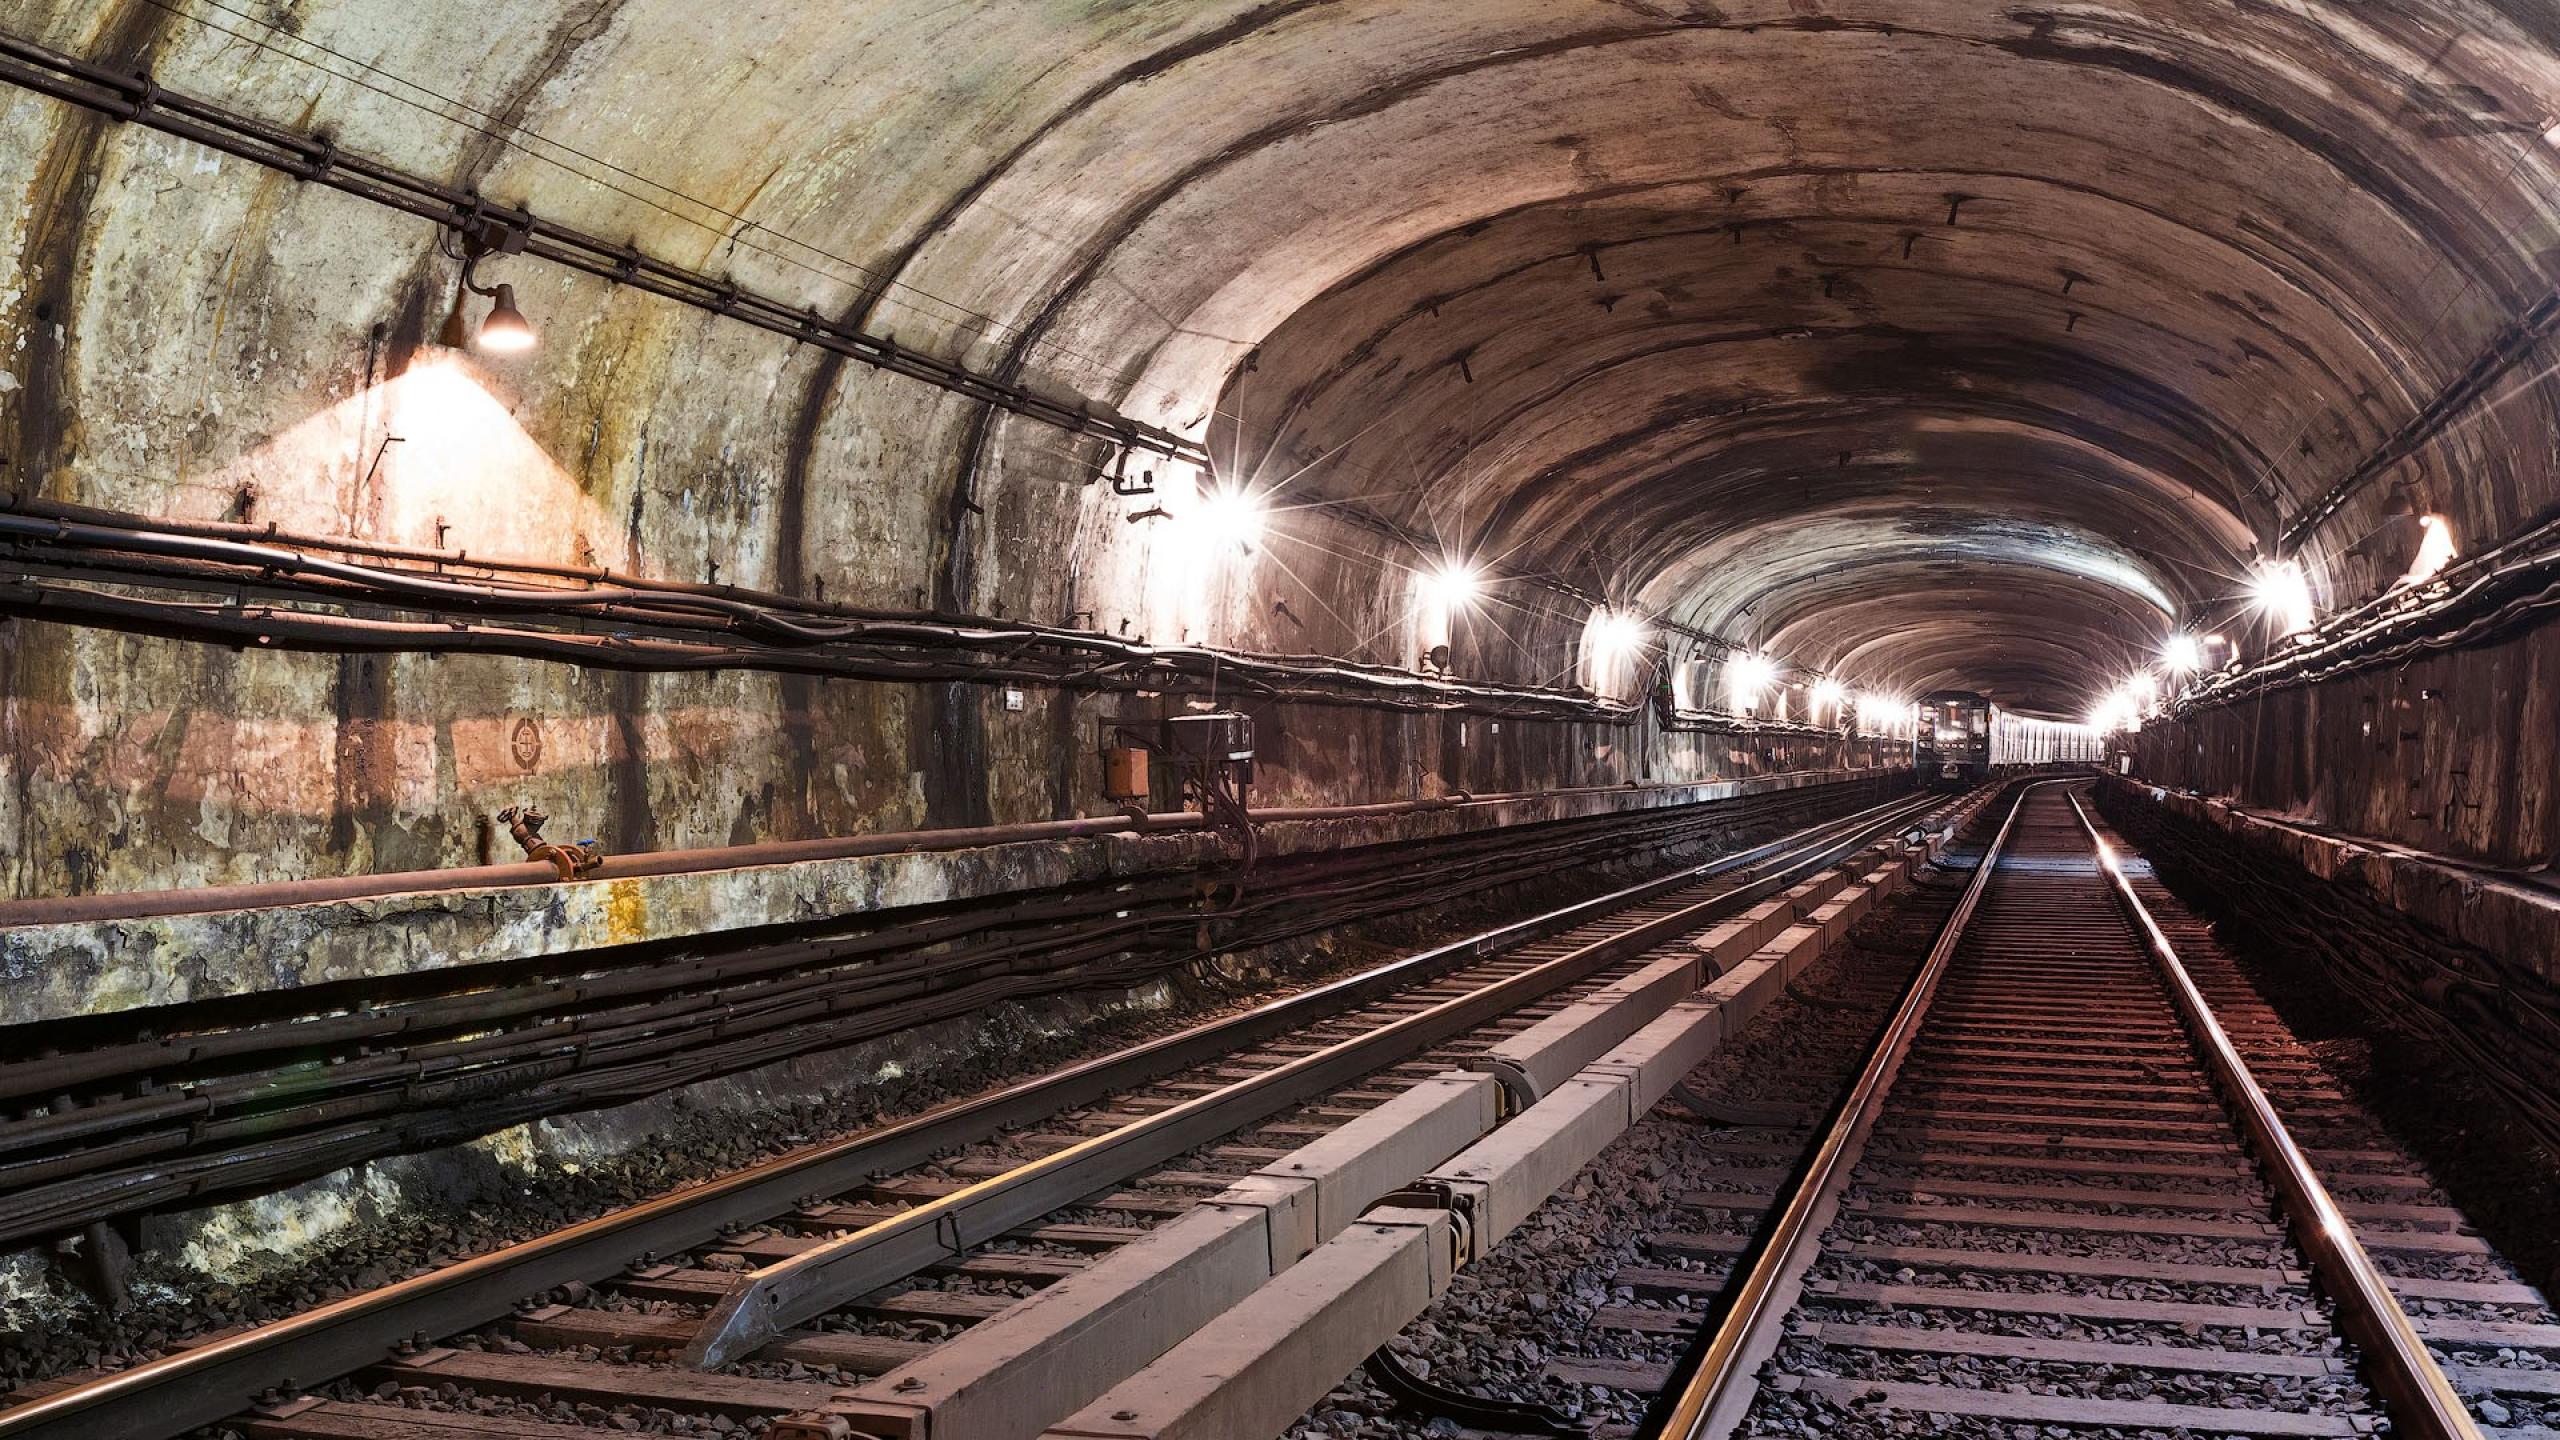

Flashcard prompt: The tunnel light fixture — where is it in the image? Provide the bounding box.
[2087,690,2138,734]
[1854,690,1903,735]
[2397,514,2457,588]
[1187,483,1265,554]
[1591,610,1650,659]
[2089,671,2158,734]
[1421,559,1483,611]
[2249,559,2316,636]
[1810,677,1847,722]
[2126,670,2160,716]
[2161,633,2205,674]
[1726,651,1779,710]
[440,219,539,354]
[476,285,537,352]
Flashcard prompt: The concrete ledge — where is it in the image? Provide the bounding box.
[1042,1208,1458,1440]
[1253,1073,1499,1241]
[1695,897,1793,975]
[1,767,1896,1027]
[1757,922,1828,983]
[1804,885,1871,947]
[1584,995,1731,1115]
[1427,1074,1632,1249]
[1780,870,1849,918]
[836,1201,1281,1440]
[1695,955,1786,1035]
[839,1074,1496,1439]
[838,823,1918,1440]
[2105,777,2560,988]
[1048,943,1799,1440]
[1863,861,1910,900]
[1475,952,1703,1096]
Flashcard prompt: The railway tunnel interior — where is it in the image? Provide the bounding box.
[10,1,2560,1431]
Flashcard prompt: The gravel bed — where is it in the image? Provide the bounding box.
[1802,1299,2341,1357]
[1773,1334,2370,1412]
[1868,1161,2263,1196]
[1814,1257,2305,1311]
[308,1376,759,1436]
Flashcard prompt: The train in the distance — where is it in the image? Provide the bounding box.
[1914,689,2109,786]
[1915,690,1992,785]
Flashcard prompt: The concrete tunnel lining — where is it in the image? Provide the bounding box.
[15,7,2560,1434]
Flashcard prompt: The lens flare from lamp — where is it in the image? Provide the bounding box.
[477,284,537,353]
[1854,690,1900,733]
[1591,610,1648,658]
[1726,652,1778,709]
[2161,633,2204,674]
[2250,559,2316,635]
[1810,677,1847,721]
[1422,560,1482,611]
[1188,484,1264,553]
[2127,670,2159,713]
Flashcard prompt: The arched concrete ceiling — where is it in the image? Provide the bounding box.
[17,0,2560,714]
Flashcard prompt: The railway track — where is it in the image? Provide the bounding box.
[1641,780,2555,1439]
[1232,780,2560,1440]
[0,772,1900,1258]
[0,786,1963,1440]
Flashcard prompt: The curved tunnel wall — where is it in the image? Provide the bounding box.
[6,0,2560,895]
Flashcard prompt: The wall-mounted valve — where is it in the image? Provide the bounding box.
[496,805,605,880]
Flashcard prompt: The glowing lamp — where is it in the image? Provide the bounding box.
[477,285,538,353]
[1856,691,1911,736]
[1810,677,1847,721]
[2161,633,2204,674]
[1726,652,1779,709]
[2250,559,2316,636]
[1591,611,1649,658]
[2398,514,2456,588]
[1422,560,1482,611]
[1187,484,1264,553]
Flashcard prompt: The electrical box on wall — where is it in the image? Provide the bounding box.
[1162,711,1255,783]
[1103,745,1150,802]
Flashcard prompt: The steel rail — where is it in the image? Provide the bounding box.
[0,792,1933,1440]
[677,790,1938,1366]
[1647,778,2041,1440]
[2065,790,2483,1440]
[1650,781,2483,1440]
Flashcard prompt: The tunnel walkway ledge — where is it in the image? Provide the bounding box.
[2099,775,2560,988]
[0,767,1892,1030]
[1020,845,1944,1440]
[815,840,1932,1440]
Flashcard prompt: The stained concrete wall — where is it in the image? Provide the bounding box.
[0,763,1897,1026]
[14,0,2560,902]
[0,0,1861,901]
[2131,616,2560,870]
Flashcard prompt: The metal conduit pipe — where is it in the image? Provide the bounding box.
[3,782,1887,1106]
[0,503,1864,736]
[0,33,1207,469]
[0,758,1876,927]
